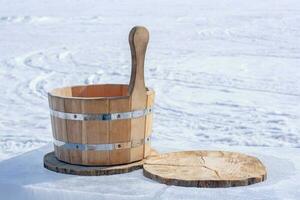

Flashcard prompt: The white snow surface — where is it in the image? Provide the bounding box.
[1,144,300,200]
[0,0,300,199]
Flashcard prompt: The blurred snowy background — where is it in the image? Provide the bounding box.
[0,0,299,161]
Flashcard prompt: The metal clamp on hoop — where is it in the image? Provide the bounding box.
[53,136,151,151]
[50,107,153,121]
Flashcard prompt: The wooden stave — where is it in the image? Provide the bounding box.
[48,85,155,166]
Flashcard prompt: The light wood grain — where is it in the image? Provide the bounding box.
[144,90,155,157]
[109,98,131,164]
[44,149,158,176]
[65,98,82,164]
[48,26,153,166]
[143,151,267,187]
[48,85,154,166]
[128,26,149,163]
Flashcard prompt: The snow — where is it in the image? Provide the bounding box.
[0,0,300,199]
[0,144,300,200]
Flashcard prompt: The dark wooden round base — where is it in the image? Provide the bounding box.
[143,150,267,188]
[44,149,158,176]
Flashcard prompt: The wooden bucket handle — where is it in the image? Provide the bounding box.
[128,26,149,98]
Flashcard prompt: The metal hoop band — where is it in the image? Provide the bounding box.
[50,107,153,121]
[53,136,151,151]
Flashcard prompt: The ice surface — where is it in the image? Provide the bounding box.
[0,144,300,200]
[0,0,300,199]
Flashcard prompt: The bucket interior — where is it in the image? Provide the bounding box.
[50,84,152,99]
[50,84,129,98]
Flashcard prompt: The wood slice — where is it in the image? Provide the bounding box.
[44,149,158,176]
[143,150,267,188]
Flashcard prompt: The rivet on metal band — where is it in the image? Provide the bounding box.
[50,107,153,121]
[53,136,151,151]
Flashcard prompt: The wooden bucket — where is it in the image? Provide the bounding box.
[48,27,154,166]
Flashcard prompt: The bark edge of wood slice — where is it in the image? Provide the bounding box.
[143,150,267,188]
[44,149,158,176]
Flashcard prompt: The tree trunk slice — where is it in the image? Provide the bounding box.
[143,150,267,188]
[44,149,158,176]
